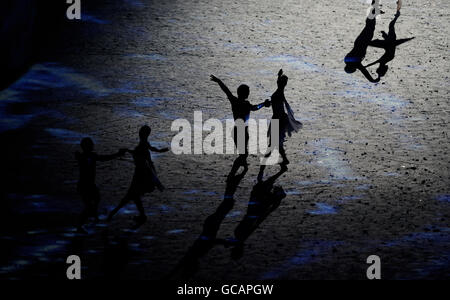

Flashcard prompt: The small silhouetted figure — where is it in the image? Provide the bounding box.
[344,1,383,83]
[210,75,270,179]
[107,125,169,227]
[229,168,287,260]
[258,69,302,181]
[365,10,414,78]
[75,138,125,233]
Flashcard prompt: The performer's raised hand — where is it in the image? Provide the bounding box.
[210,75,220,83]
[278,69,283,77]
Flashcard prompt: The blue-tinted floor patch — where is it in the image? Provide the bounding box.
[436,195,450,203]
[308,203,337,215]
[261,241,343,279]
[45,128,88,144]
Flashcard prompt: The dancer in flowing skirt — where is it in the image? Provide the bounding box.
[107,125,169,227]
[258,69,302,181]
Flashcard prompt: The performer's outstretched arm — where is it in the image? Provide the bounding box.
[250,99,271,111]
[389,11,401,31]
[97,149,126,162]
[149,145,169,153]
[395,37,415,46]
[210,75,233,100]
[368,39,387,49]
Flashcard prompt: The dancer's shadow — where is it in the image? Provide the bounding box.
[167,168,247,279]
[226,168,287,260]
[344,3,381,82]
[365,11,415,78]
[167,168,287,279]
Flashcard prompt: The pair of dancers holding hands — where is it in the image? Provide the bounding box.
[211,69,302,181]
[75,125,169,233]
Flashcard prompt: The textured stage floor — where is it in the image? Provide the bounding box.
[0,0,448,279]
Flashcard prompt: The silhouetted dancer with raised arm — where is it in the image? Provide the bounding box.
[365,9,414,78]
[168,168,248,279]
[228,168,287,260]
[210,75,270,180]
[344,0,383,83]
[258,69,302,181]
[75,138,126,234]
[107,125,169,228]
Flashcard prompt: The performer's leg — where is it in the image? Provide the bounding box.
[228,155,246,179]
[390,11,400,32]
[107,194,130,221]
[132,196,147,227]
[133,196,146,218]
[152,173,165,192]
[92,186,100,222]
[77,209,89,230]
[257,165,266,182]
[258,122,277,181]
[229,126,248,179]
[242,128,249,171]
[279,143,289,165]
[77,193,91,233]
